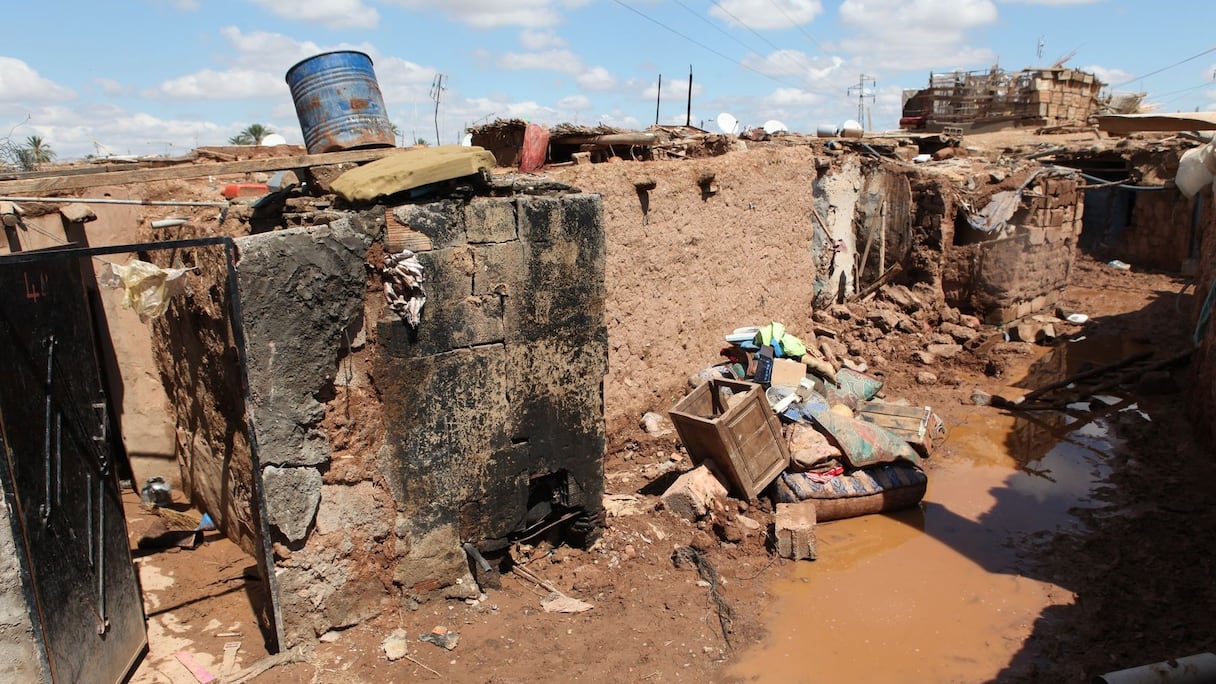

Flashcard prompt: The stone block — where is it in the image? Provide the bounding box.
[464,198,518,244]
[775,502,817,560]
[393,201,466,249]
[263,466,322,543]
[59,203,96,224]
[939,322,980,344]
[472,241,526,296]
[661,465,727,522]
[572,152,591,165]
[925,343,962,359]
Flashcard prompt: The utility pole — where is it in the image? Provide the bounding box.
[655,74,662,126]
[847,74,876,128]
[686,65,693,127]
[430,74,446,145]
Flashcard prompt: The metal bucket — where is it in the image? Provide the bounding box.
[285,51,396,154]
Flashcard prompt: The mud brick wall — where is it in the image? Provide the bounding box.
[1111,189,1196,272]
[944,176,1084,324]
[1191,186,1216,443]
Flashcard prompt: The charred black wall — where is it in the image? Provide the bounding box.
[377,194,607,580]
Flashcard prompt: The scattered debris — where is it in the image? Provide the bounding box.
[541,591,593,614]
[774,502,817,561]
[419,626,459,651]
[382,628,409,661]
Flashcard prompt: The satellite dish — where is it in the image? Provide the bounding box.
[762,119,788,134]
[260,133,288,146]
[716,112,739,135]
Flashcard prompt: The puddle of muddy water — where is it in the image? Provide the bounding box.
[729,339,1139,683]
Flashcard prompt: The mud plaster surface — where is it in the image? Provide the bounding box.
[550,146,820,433]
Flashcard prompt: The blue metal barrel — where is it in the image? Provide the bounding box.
[285,51,396,154]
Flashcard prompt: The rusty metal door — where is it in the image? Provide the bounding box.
[0,257,146,683]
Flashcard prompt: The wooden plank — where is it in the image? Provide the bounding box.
[0,146,404,195]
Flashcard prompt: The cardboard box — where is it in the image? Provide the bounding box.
[769,358,807,389]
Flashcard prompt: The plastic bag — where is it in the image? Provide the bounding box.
[753,321,807,358]
[109,259,193,321]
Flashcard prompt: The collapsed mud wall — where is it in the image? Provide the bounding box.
[942,173,1084,324]
[550,147,819,430]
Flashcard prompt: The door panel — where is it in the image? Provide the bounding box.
[0,258,146,684]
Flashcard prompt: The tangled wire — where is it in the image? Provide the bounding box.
[672,545,735,648]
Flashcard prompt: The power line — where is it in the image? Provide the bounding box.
[710,1,783,54]
[703,0,836,90]
[609,0,803,89]
[763,0,824,50]
[1112,46,1216,87]
[672,0,758,55]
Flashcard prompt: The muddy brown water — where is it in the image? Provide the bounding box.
[731,339,1143,683]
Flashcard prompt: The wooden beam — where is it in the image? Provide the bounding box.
[0,147,405,195]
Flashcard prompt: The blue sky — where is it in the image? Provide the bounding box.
[1,0,1214,160]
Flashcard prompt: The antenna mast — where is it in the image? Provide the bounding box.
[430,74,446,145]
[847,74,876,128]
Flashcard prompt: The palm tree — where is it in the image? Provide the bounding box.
[229,123,273,146]
[20,136,54,170]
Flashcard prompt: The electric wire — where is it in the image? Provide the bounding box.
[671,0,837,98]
[1112,46,1216,87]
[710,0,785,53]
[609,0,803,89]
[672,0,759,55]
[763,0,825,50]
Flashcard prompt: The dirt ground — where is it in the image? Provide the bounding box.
[125,251,1215,683]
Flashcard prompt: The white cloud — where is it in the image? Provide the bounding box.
[999,0,1101,4]
[519,29,566,50]
[836,0,997,71]
[0,57,75,103]
[766,88,822,106]
[497,49,584,74]
[150,0,200,10]
[1083,64,1133,86]
[577,66,617,91]
[595,109,642,129]
[557,94,591,110]
[744,51,843,81]
[252,0,379,28]
[93,78,130,96]
[710,0,823,30]
[460,97,558,121]
[149,69,286,99]
[379,0,587,29]
[640,81,704,100]
[0,101,249,159]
